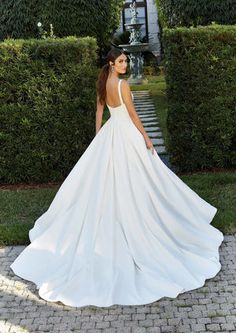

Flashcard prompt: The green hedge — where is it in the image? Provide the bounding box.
[163,25,236,172]
[156,0,236,28]
[0,0,124,50]
[0,36,98,184]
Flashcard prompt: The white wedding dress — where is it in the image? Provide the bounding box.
[10,79,224,307]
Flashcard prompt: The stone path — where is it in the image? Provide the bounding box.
[132,90,174,171]
[1,234,236,333]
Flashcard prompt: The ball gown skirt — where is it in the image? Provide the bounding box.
[10,79,224,307]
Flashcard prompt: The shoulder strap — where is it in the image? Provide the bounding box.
[118,79,123,104]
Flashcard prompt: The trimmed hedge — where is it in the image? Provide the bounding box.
[0,0,124,50]
[0,36,98,184]
[156,0,236,28]
[163,25,236,172]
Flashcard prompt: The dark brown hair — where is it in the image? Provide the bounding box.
[96,48,126,106]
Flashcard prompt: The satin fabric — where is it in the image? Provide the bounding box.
[10,79,224,307]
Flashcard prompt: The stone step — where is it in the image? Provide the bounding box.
[144,122,160,126]
[151,138,164,145]
[144,122,161,126]
[137,111,157,115]
[132,90,173,167]
[142,122,160,126]
[138,113,159,120]
[140,119,158,123]
[140,117,158,122]
[139,113,157,118]
[144,126,161,131]
[135,106,156,110]
[134,100,154,103]
[136,102,152,105]
[155,146,166,154]
[134,95,150,98]
[134,97,151,100]
[139,116,157,120]
[132,91,150,94]
[134,102,155,108]
[147,132,163,138]
[137,109,156,113]
[137,111,156,116]
[144,128,162,137]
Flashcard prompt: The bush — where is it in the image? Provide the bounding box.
[156,0,236,28]
[163,24,236,172]
[0,0,124,50]
[0,36,99,184]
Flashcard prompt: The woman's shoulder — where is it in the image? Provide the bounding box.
[120,79,133,100]
[120,78,130,90]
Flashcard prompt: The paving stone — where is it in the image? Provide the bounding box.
[146,328,161,333]
[191,323,206,331]
[132,328,147,333]
[220,323,236,330]
[138,319,154,327]
[95,321,110,329]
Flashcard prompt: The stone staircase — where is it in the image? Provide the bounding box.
[132,90,174,170]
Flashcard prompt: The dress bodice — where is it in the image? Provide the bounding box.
[107,79,133,122]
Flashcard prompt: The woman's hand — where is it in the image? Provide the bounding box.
[144,135,155,155]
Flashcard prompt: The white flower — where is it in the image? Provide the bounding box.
[37,22,42,27]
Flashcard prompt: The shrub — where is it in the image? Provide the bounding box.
[156,0,236,28]
[0,0,124,50]
[0,37,99,184]
[163,25,236,172]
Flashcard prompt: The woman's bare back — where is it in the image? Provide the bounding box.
[105,77,122,108]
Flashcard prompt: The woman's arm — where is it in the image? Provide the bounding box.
[95,96,105,135]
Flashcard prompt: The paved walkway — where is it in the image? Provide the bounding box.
[132,90,174,171]
[0,235,235,333]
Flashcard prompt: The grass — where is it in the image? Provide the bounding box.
[0,171,235,246]
[0,74,235,246]
[0,187,58,246]
[180,172,236,234]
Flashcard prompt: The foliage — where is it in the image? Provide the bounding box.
[0,37,99,184]
[112,31,131,47]
[0,0,124,51]
[156,0,236,28]
[163,25,236,172]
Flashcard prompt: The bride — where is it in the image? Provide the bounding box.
[10,47,224,308]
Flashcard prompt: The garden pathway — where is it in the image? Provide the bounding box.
[0,234,235,333]
[132,90,175,172]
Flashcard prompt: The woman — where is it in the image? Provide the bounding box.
[96,48,154,154]
[10,48,224,308]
